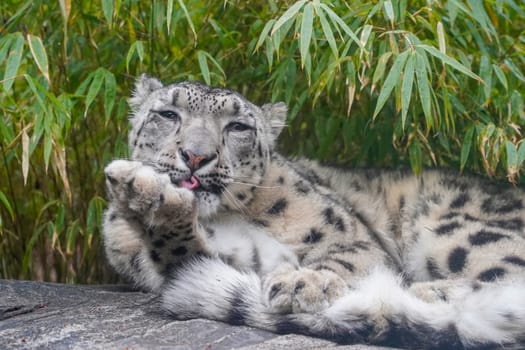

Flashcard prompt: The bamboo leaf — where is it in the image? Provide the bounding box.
[466,0,495,37]
[197,50,211,85]
[86,196,103,235]
[397,0,407,22]
[415,51,432,127]
[504,59,525,83]
[346,60,356,116]
[384,0,395,23]
[177,0,197,42]
[517,142,525,165]
[26,34,50,85]
[479,55,492,100]
[0,34,14,65]
[24,75,46,110]
[103,70,116,123]
[366,2,381,20]
[492,64,508,90]
[166,0,173,32]
[265,37,274,67]
[53,145,72,203]
[75,71,94,96]
[317,6,338,59]
[84,68,105,117]
[58,0,71,23]
[373,50,409,119]
[372,52,392,91]
[401,53,415,129]
[271,0,306,35]
[304,48,312,83]
[25,75,67,114]
[506,141,518,169]
[437,21,446,54]
[300,3,314,68]
[55,204,65,233]
[460,126,475,170]
[22,128,29,185]
[0,190,14,221]
[447,0,470,25]
[135,40,144,62]
[485,123,496,139]
[319,3,361,47]
[254,19,276,52]
[101,0,114,28]
[359,24,373,48]
[3,32,24,92]
[510,90,524,120]
[66,221,80,255]
[44,134,53,172]
[126,41,145,72]
[418,44,482,81]
[272,18,294,56]
[208,55,225,80]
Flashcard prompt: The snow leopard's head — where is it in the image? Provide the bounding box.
[128,74,287,217]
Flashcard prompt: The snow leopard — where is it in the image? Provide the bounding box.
[103,74,525,349]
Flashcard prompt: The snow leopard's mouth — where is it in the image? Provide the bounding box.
[173,174,224,195]
[180,176,200,190]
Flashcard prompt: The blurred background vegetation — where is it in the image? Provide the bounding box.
[1,0,524,283]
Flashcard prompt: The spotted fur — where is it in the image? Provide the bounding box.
[103,75,525,349]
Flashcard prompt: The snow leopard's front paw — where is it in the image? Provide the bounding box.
[104,159,195,224]
[104,160,209,274]
[263,264,348,313]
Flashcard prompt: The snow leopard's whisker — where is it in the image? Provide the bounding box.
[229,175,279,186]
[228,174,253,178]
[230,180,281,189]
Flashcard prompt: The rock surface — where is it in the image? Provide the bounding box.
[0,279,396,350]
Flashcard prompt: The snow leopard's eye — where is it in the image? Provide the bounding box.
[226,122,252,132]
[154,110,180,121]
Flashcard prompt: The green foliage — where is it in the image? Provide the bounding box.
[1,0,524,282]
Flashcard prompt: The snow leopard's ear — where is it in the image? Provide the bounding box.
[129,74,163,109]
[261,102,287,143]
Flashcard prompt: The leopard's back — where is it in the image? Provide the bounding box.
[306,162,525,284]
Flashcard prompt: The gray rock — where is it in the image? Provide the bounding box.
[0,280,396,350]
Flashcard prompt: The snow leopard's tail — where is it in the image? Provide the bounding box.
[162,257,525,350]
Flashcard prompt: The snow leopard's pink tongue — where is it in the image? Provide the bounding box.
[181,176,200,190]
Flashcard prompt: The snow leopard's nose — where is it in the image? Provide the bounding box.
[179,149,217,172]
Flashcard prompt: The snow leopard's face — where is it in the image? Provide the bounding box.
[127,74,287,218]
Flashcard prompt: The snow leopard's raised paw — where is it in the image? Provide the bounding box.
[104,159,195,226]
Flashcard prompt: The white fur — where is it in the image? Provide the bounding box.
[205,214,298,275]
[162,257,267,320]
[454,279,525,344]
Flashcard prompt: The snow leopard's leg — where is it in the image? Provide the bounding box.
[261,244,391,314]
[260,223,394,314]
[103,159,211,291]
